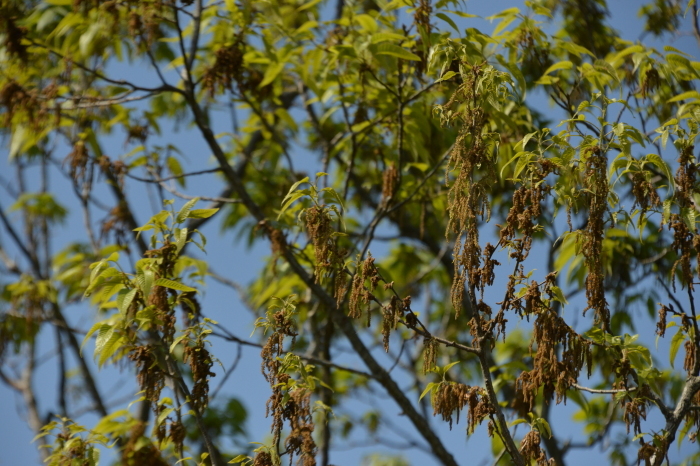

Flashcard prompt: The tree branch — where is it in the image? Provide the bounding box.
[183,86,461,466]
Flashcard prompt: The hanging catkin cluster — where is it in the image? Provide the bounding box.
[258,300,318,466]
[515,275,592,411]
[348,253,379,324]
[436,63,509,317]
[431,382,491,434]
[303,205,348,304]
[581,147,611,329]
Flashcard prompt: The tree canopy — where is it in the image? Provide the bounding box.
[1,0,700,465]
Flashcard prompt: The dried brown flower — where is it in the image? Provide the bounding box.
[624,398,647,435]
[65,141,90,182]
[684,339,696,374]
[423,337,438,374]
[631,171,661,212]
[516,305,591,410]
[0,10,28,62]
[656,304,669,337]
[640,67,660,98]
[382,163,399,203]
[183,340,216,411]
[203,40,245,97]
[519,430,553,465]
[581,149,610,329]
[432,383,491,434]
[413,0,432,36]
[669,214,694,291]
[128,345,165,406]
[348,254,379,323]
[442,64,495,317]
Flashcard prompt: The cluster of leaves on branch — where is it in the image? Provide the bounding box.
[2,1,700,466]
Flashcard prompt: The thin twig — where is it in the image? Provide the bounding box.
[572,383,632,394]
[28,39,182,94]
[186,0,203,73]
[159,182,241,204]
[209,343,243,401]
[0,201,41,274]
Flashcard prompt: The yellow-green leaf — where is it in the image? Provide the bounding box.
[188,208,219,219]
[154,278,196,292]
[375,43,421,61]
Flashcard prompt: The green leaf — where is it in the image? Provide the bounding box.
[176,227,188,254]
[550,285,568,305]
[666,54,700,79]
[296,0,322,12]
[533,418,552,438]
[667,90,700,103]
[444,9,478,19]
[627,345,652,370]
[683,206,696,230]
[645,153,674,184]
[519,131,538,150]
[435,13,460,34]
[118,288,138,316]
[371,32,408,44]
[487,7,520,19]
[419,382,437,401]
[282,177,310,205]
[88,259,107,287]
[154,278,196,292]
[435,70,458,83]
[188,208,219,219]
[84,267,121,298]
[354,14,377,33]
[321,187,345,211]
[176,198,199,224]
[260,61,285,88]
[229,455,249,464]
[383,0,412,11]
[664,45,690,56]
[98,331,125,367]
[278,191,307,219]
[89,445,100,466]
[535,75,559,85]
[493,15,516,35]
[663,199,672,224]
[593,59,620,85]
[155,407,174,427]
[678,417,694,449]
[558,42,594,58]
[170,334,189,353]
[610,45,645,65]
[375,43,421,61]
[584,327,605,344]
[670,327,686,368]
[81,322,106,354]
[443,361,460,373]
[544,60,574,76]
[167,156,185,187]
